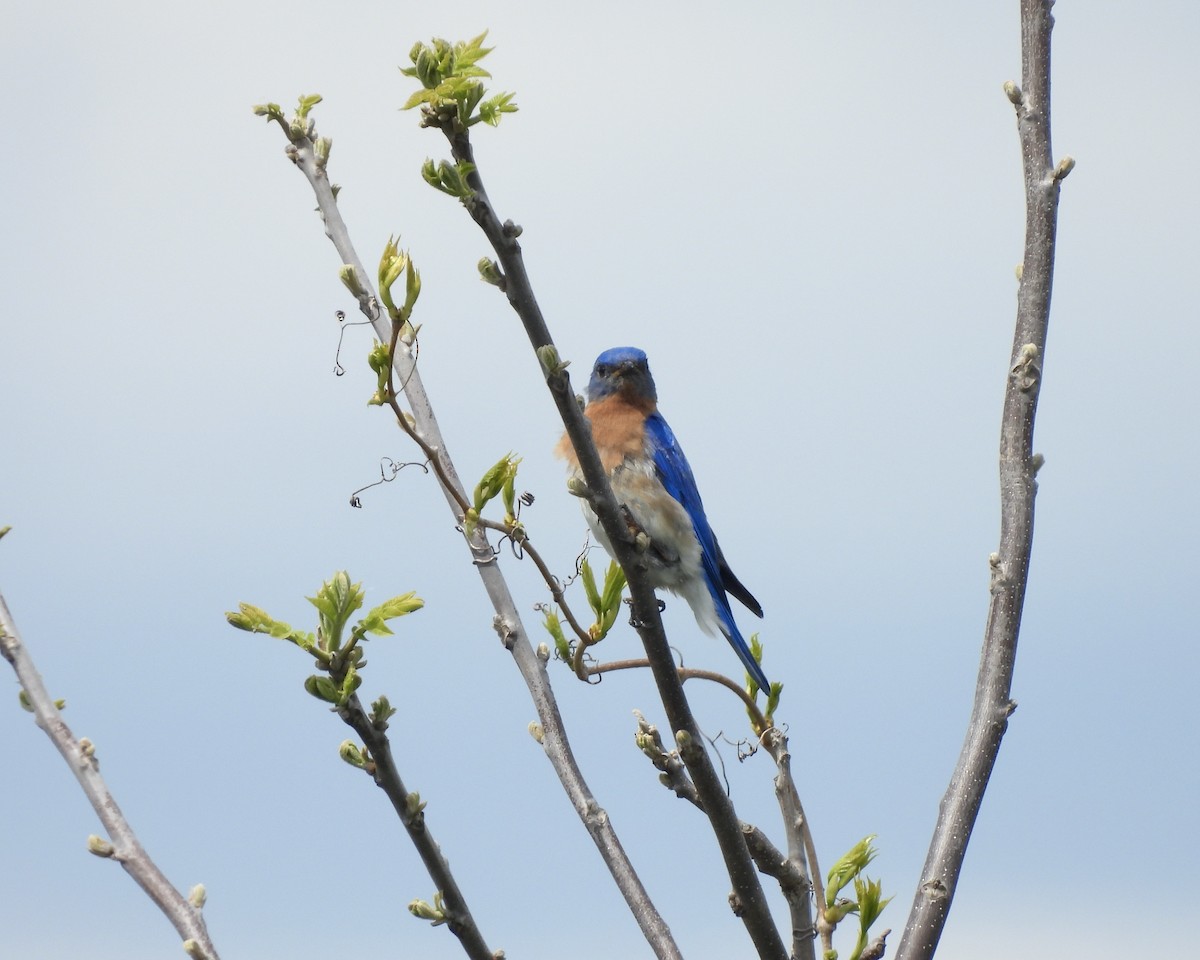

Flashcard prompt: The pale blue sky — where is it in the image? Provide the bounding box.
[2,2,1197,958]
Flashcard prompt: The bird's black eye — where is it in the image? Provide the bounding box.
[596,364,610,377]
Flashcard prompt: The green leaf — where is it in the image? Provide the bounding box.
[601,561,627,610]
[370,695,398,727]
[542,606,571,662]
[378,235,407,317]
[304,674,340,704]
[338,263,365,298]
[826,836,879,908]
[848,876,893,960]
[403,257,422,319]
[478,257,503,287]
[401,88,437,111]
[251,102,286,127]
[337,662,362,704]
[477,91,518,127]
[225,603,308,645]
[473,453,521,513]
[580,558,601,614]
[339,740,367,768]
[306,571,365,652]
[455,31,494,70]
[360,591,424,636]
[296,93,323,119]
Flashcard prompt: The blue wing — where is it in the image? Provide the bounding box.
[644,412,770,691]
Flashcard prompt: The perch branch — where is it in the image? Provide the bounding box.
[433,113,786,960]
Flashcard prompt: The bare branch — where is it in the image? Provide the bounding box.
[261,111,681,960]
[761,727,818,960]
[896,3,1067,957]
[591,658,767,722]
[337,693,495,959]
[0,591,221,960]
[861,928,892,960]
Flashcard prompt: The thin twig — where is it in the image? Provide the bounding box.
[589,658,767,724]
[474,517,592,643]
[264,113,682,960]
[434,113,787,960]
[381,320,470,516]
[0,591,221,960]
[896,3,1068,958]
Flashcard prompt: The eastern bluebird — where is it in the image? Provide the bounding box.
[556,346,769,691]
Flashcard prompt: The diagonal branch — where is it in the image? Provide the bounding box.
[896,3,1070,957]
[337,692,495,959]
[0,590,221,960]
[263,116,681,960]
[434,118,786,960]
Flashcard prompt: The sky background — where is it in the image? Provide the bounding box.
[2,1,1197,958]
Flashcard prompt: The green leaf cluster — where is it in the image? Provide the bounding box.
[378,236,422,332]
[747,633,783,728]
[581,558,626,642]
[822,836,893,960]
[421,158,477,199]
[226,572,423,708]
[847,875,891,960]
[477,257,503,287]
[465,453,521,533]
[542,606,571,662]
[252,94,324,143]
[408,890,447,926]
[366,339,393,406]
[400,32,518,130]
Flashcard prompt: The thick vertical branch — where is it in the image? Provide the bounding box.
[0,592,221,960]
[443,126,786,960]
[896,3,1069,958]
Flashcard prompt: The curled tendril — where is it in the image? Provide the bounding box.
[333,309,374,376]
[457,524,502,564]
[513,491,535,523]
[392,331,421,395]
[559,535,592,590]
[348,457,431,507]
[697,728,732,793]
[331,310,421,393]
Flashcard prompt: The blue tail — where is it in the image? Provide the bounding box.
[723,619,771,694]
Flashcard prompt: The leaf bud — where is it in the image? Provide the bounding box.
[87,835,115,858]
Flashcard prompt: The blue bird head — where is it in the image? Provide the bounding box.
[588,347,658,404]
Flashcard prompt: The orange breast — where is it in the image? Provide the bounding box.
[555,394,655,473]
